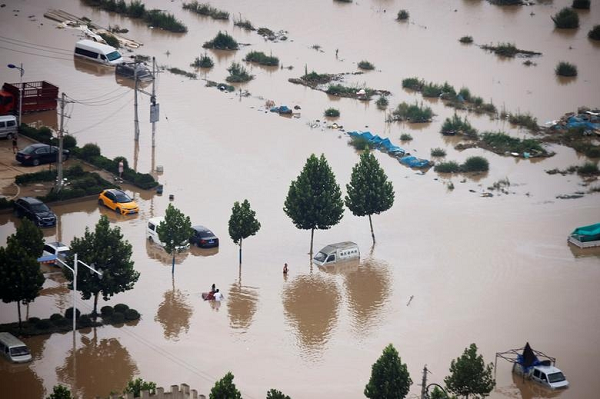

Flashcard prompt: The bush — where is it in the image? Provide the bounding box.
[376,96,388,109]
[114,303,130,313]
[481,132,545,154]
[578,162,599,175]
[50,313,64,322]
[0,197,12,210]
[79,143,101,161]
[183,1,229,20]
[422,83,443,98]
[358,60,375,70]
[234,18,254,31]
[461,156,489,172]
[65,164,85,178]
[324,108,340,117]
[101,306,114,317]
[64,307,81,320]
[572,0,590,10]
[111,312,125,324]
[15,170,56,185]
[203,31,239,50]
[349,136,371,150]
[434,161,460,173]
[441,114,478,138]
[552,8,579,29]
[392,102,433,123]
[19,125,53,144]
[589,25,600,41]
[124,378,157,397]
[226,62,253,83]
[400,133,413,141]
[401,77,422,90]
[99,33,120,48]
[28,317,40,324]
[508,113,538,130]
[397,9,409,20]
[555,61,577,77]
[459,36,473,44]
[63,135,77,149]
[35,319,52,330]
[267,389,291,399]
[144,10,187,33]
[124,309,140,320]
[191,54,214,68]
[245,51,279,66]
[431,148,447,157]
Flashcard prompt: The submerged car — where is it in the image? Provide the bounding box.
[190,225,219,248]
[13,197,56,227]
[42,242,71,265]
[146,217,189,250]
[16,144,70,166]
[115,62,152,81]
[98,189,139,215]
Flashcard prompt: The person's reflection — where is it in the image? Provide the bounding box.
[154,279,193,339]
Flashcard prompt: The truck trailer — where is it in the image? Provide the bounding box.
[0,81,59,115]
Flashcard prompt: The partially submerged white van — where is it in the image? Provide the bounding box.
[74,39,124,66]
[0,115,18,139]
[146,217,190,250]
[0,332,32,363]
[313,241,360,266]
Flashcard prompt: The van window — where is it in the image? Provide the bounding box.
[10,346,30,356]
[314,252,327,262]
[106,51,122,61]
[0,122,5,128]
[326,254,335,263]
[7,120,15,127]
[533,369,540,378]
[75,47,99,59]
[44,245,55,255]
[148,222,155,231]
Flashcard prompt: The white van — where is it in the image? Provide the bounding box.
[313,241,360,266]
[146,217,190,250]
[0,115,18,139]
[0,332,32,363]
[74,39,124,66]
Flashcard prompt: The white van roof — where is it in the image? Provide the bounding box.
[318,241,358,254]
[0,115,17,121]
[148,217,164,225]
[0,332,27,347]
[76,39,118,54]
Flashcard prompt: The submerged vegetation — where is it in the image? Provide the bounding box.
[358,60,375,70]
[397,10,409,20]
[552,8,579,29]
[191,53,214,68]
[81,0,187,32]
[203,31,239,50]
[167,67,197,79]
[99,32,120,48]
[349,136,371,150]
[234,17,255,31]
[400,133,413,141]
[589,25,600,41]
[226,62,253,83]
[245,51,279,66]
[480,42,541,57]
[435,157,489,173]
[459,36,474,44]
[391,102,433,123]
[182,1,230,20]
[376,96,389,110]
[430,148,447,157]
[506,112,538,131]
[441,114,478,139]
[547,127,600,158]
[555,61,578,77]
[324,108,340,117]
[479,132,546,156]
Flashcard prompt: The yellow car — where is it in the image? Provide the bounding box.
[98,189,139,215]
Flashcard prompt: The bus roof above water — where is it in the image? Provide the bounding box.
[74,39,123,66]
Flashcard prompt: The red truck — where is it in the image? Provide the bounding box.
[0,81,59,115]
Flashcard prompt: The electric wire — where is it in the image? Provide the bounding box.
[69,95,134,134]
[0,35,73,53]
[0,45,72,61]
[65,89,132,106]
[65,86,129,103]
[0,37,72,56]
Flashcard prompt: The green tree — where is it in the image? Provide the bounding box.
[157,203,192,275]
[11,218,44,259]
[0,239,44,331]
[444,343,495,399]
[345,151,395,244]
[364,344,412,399]
[228,199,261,264]
[284,154,344,254]
[210,372,242,399]
[46,385,72,399]
[65,215,139,315]
[124,378,157,397]
[267,389,291,399]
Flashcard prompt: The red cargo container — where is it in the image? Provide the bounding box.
[0,81,59,115]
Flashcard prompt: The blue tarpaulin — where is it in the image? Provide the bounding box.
[348,131,432,169]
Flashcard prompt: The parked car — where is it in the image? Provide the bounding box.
[0,332,32,363]
[115,62,152,81]
[190,225,219,248]
[16,143,70,166]
[146,217,189,250]
[13,197,56,227]
[42,242,71,265]
[98,189,139,215]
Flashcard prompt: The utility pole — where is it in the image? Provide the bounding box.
[134,63,140,141]
[57,92,66,192]
[421,365,428,399]
[151,56,157,148]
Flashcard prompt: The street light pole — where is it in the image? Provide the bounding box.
[7,63,24,127]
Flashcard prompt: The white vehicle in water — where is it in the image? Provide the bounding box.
[312,242,360,267]
[74,39,124,66]
[0,332,32,363]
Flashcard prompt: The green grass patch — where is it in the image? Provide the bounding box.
[226,62,253,82]
[431,148,447,157]
[555,61,577,77]
[552,7,579,29]
[191,53,214,68]
[203,31,238,50]
[508,112,538,131]
[324,108,340,117]
[358,60,375,70]
[589,25,600,41]
[245,51,279,66]
[577,162,599,176]
[183,1,229,20]
[480,132,545,155]
[392,101,433,123]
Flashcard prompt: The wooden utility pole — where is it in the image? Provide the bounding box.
[421,365,428,399]
[57,92,66,191]
[134,63,140,141]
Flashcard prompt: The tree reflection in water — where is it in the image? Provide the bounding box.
[56,332,137,398]
[0,334,49,398]
[227,268,259,331]
[282,274,340,360]
[155,279,193,340]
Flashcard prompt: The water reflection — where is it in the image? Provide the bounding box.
[493,372,562,399]
[73,58,113,77]
[154,279,193,340]
[98,205,140,224]
[282,274,340,359]
[0,359,44,398]
[555,76,576,86]
[568,243,600,260]
[227,271,259,330]
[145,240,189,266]
[56,334,137,398]
[190,246,219,257]
[343,259,392,337]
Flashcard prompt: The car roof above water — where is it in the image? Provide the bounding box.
[318,241,358,254]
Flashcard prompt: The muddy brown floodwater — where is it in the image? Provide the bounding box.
[1,0,599,398]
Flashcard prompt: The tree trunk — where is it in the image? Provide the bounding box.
[17,301,22,332]
[368,214,376,244]
[171,252,175,275]
[310,228,315,256]
[93,292,99,318]
[239,239,243,265]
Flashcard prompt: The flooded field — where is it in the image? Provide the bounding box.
[0,0,599,398]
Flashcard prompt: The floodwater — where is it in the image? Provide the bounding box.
[1,0,599,398]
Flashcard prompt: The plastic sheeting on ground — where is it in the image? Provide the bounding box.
[348,131,432,169]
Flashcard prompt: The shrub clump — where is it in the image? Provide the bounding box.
[480,132,545,155]
[589,25,600,41]
[78,143,101,161]
[324,108,340,117]
[191,54,214,68]
[400,133,413,141]
[101,306,114,317]
[397,9,409,20]
[64,307,81,320]
[552,7,579,29]
[508,113,538,131]
[459,36,473,44]
[555,61,578,77]
[434,161,460,173]
[392,102,433,123]
[234,18,255,31]
[578,162,599,176]
[376,96,388,110]
[182,1,229,20]
[441,114,478,139]
[226,62,253,83]
[114,303,130,313]
[50,313,64,322]
[358,60,375,70]
[111,312,126,324]
[349,137,371,150]
[35,319,52,330]
[431,148,447,157]
[78,315,93,328]
[462,156,489,172]
[124,309,141,321]
[402,77,423,91]
[245,51,279,66]
[203,31,239,50]
[572,0,590,10]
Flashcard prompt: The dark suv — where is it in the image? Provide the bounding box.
[13,197,57,227]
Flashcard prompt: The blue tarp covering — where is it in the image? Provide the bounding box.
[348,131,432,169]
[566,116,600,130]
[270,105,292,114]
[398,156,431,168]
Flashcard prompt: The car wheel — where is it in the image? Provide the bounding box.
[32,159,40,166]
[7,133,13,140]
[115,207,121,214]
[98,199,104,206]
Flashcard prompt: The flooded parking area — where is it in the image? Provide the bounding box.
[1,0,599,398]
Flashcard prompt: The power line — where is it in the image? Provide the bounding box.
[0,35,73,53]
[0,45,72,61]
[0,37,72,56]
[66,86,129,103]
[69,95,134,134]
[66,89,132,106]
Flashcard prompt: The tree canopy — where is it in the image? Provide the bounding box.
[9,217,44,259]
[46,385,73,399]
[157,204,192,274]
[284,154,344,253]
[228,199,261,264]
[124,378,157,397]
[364,344,412,399]
[444,343,495,399]
[65,215,139,314]
[345,151,394,244]
[267,389,291,399]
[210,372,242,399]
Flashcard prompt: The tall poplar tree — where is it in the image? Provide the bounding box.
[66,215,139,315]
[228,199,261,264]
[444,343,495,399]
[345,151,394,244]
[365,344,412,399]
[284,154,344,254]
[157,204,193,275]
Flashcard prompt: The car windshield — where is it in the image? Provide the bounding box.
[10,346,30,356]
[31,203,50,213]
[199,230,214,238]
[314,252,327,262]
[548,372,566,383]
[21,146,37,154]
[106,51,122,61]
[114,192,132,203]
[58,250,71,259]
